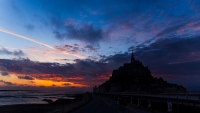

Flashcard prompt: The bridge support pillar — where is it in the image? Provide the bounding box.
[167,101,172,112]
[138,98,140,106]
[148,100,151,108]
[130,98,132,104]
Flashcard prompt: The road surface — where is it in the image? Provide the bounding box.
[71,94,151,113]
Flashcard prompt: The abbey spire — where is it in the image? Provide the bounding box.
[131,50,135,63]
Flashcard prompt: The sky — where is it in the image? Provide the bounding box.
[0,0,200,92]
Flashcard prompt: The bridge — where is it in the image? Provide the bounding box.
[94,92,200,113]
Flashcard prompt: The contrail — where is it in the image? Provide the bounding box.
[0,28,85,59]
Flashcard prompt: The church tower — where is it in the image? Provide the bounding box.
[131,50,135,63]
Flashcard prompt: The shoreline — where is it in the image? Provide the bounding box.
[0,92,92,113]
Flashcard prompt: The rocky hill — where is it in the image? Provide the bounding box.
[93,52,187,94]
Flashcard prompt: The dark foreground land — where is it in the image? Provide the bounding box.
[0,93,200,113]
[0,93,91,113]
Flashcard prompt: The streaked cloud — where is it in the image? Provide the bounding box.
[18,75,35,80]
[0,80,15,85]
[0,47,25,56]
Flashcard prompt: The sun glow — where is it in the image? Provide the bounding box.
[0,73,86,88]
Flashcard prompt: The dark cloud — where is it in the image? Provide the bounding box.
[102,52,130,63]
[135,36,200,63]
[70,59,108,77]
[1,72,9,76]
[73,44,79,46]
[129,36,200,77]
[154,19,200,38]
[0,58,112,86]
[30,81,35,83]
[55,59,69,61]
[55,44,98,54]
[0,66,9,76]
[22,67,41,74]
[0,47,25,56]
[55,44,81,54]
[0,80,15,85]
[62,83,71,86]
[155,23,185,37]
[18,75,35,80]
[0,66,7,71]
[52,84,56,87]
[54,24,103,44]
[84,45,98,52]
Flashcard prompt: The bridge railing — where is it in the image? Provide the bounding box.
[95,92,200,113]
[101,92,200,101]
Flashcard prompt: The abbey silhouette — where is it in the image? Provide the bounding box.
[94,51,187,93]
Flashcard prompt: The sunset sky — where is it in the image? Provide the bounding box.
[0,0,200,92]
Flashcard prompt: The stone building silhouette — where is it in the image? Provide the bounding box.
[94,51,187,93]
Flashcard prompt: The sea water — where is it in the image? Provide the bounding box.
[0,90,74,105]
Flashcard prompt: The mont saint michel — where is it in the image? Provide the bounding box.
[94,52,188,93]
